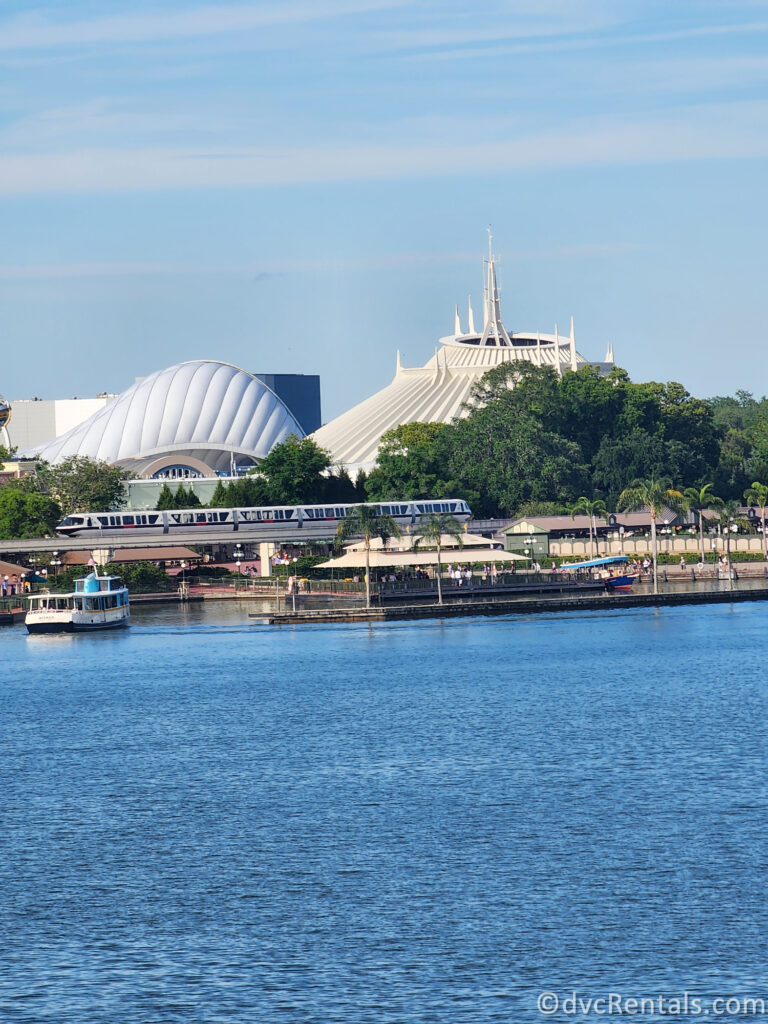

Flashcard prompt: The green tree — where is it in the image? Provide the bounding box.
[0,444,17,461]
[744,481,768,562]
[683,483,723,566]
[173,483,201,508]
[618,478,684,595]
[366,422,452,500]
[208,480,230,508]
[413,512,465,605]
[448,406,587,516]
[335,504,401,608]
[570,497,607,559]
[156,483,178,510]
[0,487,61,538]
[251,435,332,505]
[47,456,129,515]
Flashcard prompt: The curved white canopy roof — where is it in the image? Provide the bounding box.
[23,360,303,473]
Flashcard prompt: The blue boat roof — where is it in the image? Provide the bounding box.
[560,555,629,570]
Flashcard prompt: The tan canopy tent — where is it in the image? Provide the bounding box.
[317,548,526,570]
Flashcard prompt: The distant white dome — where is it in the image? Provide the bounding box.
[23,360,303,474]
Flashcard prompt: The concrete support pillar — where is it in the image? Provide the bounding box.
[259,542,275,577]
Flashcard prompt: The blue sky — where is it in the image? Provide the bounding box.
[1,0,767,421]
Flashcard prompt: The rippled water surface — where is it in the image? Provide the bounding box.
[2,601,767,1023]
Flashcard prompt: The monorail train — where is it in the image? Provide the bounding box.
[55,499,472,538]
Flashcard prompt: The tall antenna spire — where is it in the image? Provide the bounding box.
[479,230,512,347]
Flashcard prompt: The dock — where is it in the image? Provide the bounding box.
[260,583,768,625]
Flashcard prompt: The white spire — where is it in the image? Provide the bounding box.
[454,305,463,336]
[468,296,476,334]
[569,316,577,372]
[605,342,614,363]
[396,349,403,374]
[479,233,512,347]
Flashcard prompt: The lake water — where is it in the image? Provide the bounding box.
[1,601,767,1023]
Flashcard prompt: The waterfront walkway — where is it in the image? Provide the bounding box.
[263,579,768,625]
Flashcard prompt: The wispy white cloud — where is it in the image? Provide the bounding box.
[406,17,768,61]
[0,0,405,51]
[0,243,644,281]
[0,100,766,194]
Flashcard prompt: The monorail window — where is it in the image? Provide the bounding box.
[97,516,108,526]
[123,515,134,525]
[148,515,159,524]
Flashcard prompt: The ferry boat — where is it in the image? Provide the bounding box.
[559,555,637,591]
[25,572,130,634]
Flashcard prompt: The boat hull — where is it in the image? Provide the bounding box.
[604,575,636,591]
[26,610,130,634]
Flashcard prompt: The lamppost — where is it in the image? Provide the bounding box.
[291,556,298,611]
[50,551,62,578]
[524,535,534,573]
[728,517,737,591]
[619,525,625,556]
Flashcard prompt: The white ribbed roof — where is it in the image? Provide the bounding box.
[313,242,615,473]
[312,349,595,473]
[23,360,303,469]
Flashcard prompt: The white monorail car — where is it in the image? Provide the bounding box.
[55,499,472,538]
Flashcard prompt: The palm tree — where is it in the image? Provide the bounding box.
[335,504,401,608]
[570,497,607,559]
[413,512,465,605]
[744,481,768,562]
[618,477,684,595]
[683,483,723,568]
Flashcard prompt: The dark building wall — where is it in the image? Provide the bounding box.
[254,374,321,435]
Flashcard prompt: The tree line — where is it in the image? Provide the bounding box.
[3,365,768,539]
